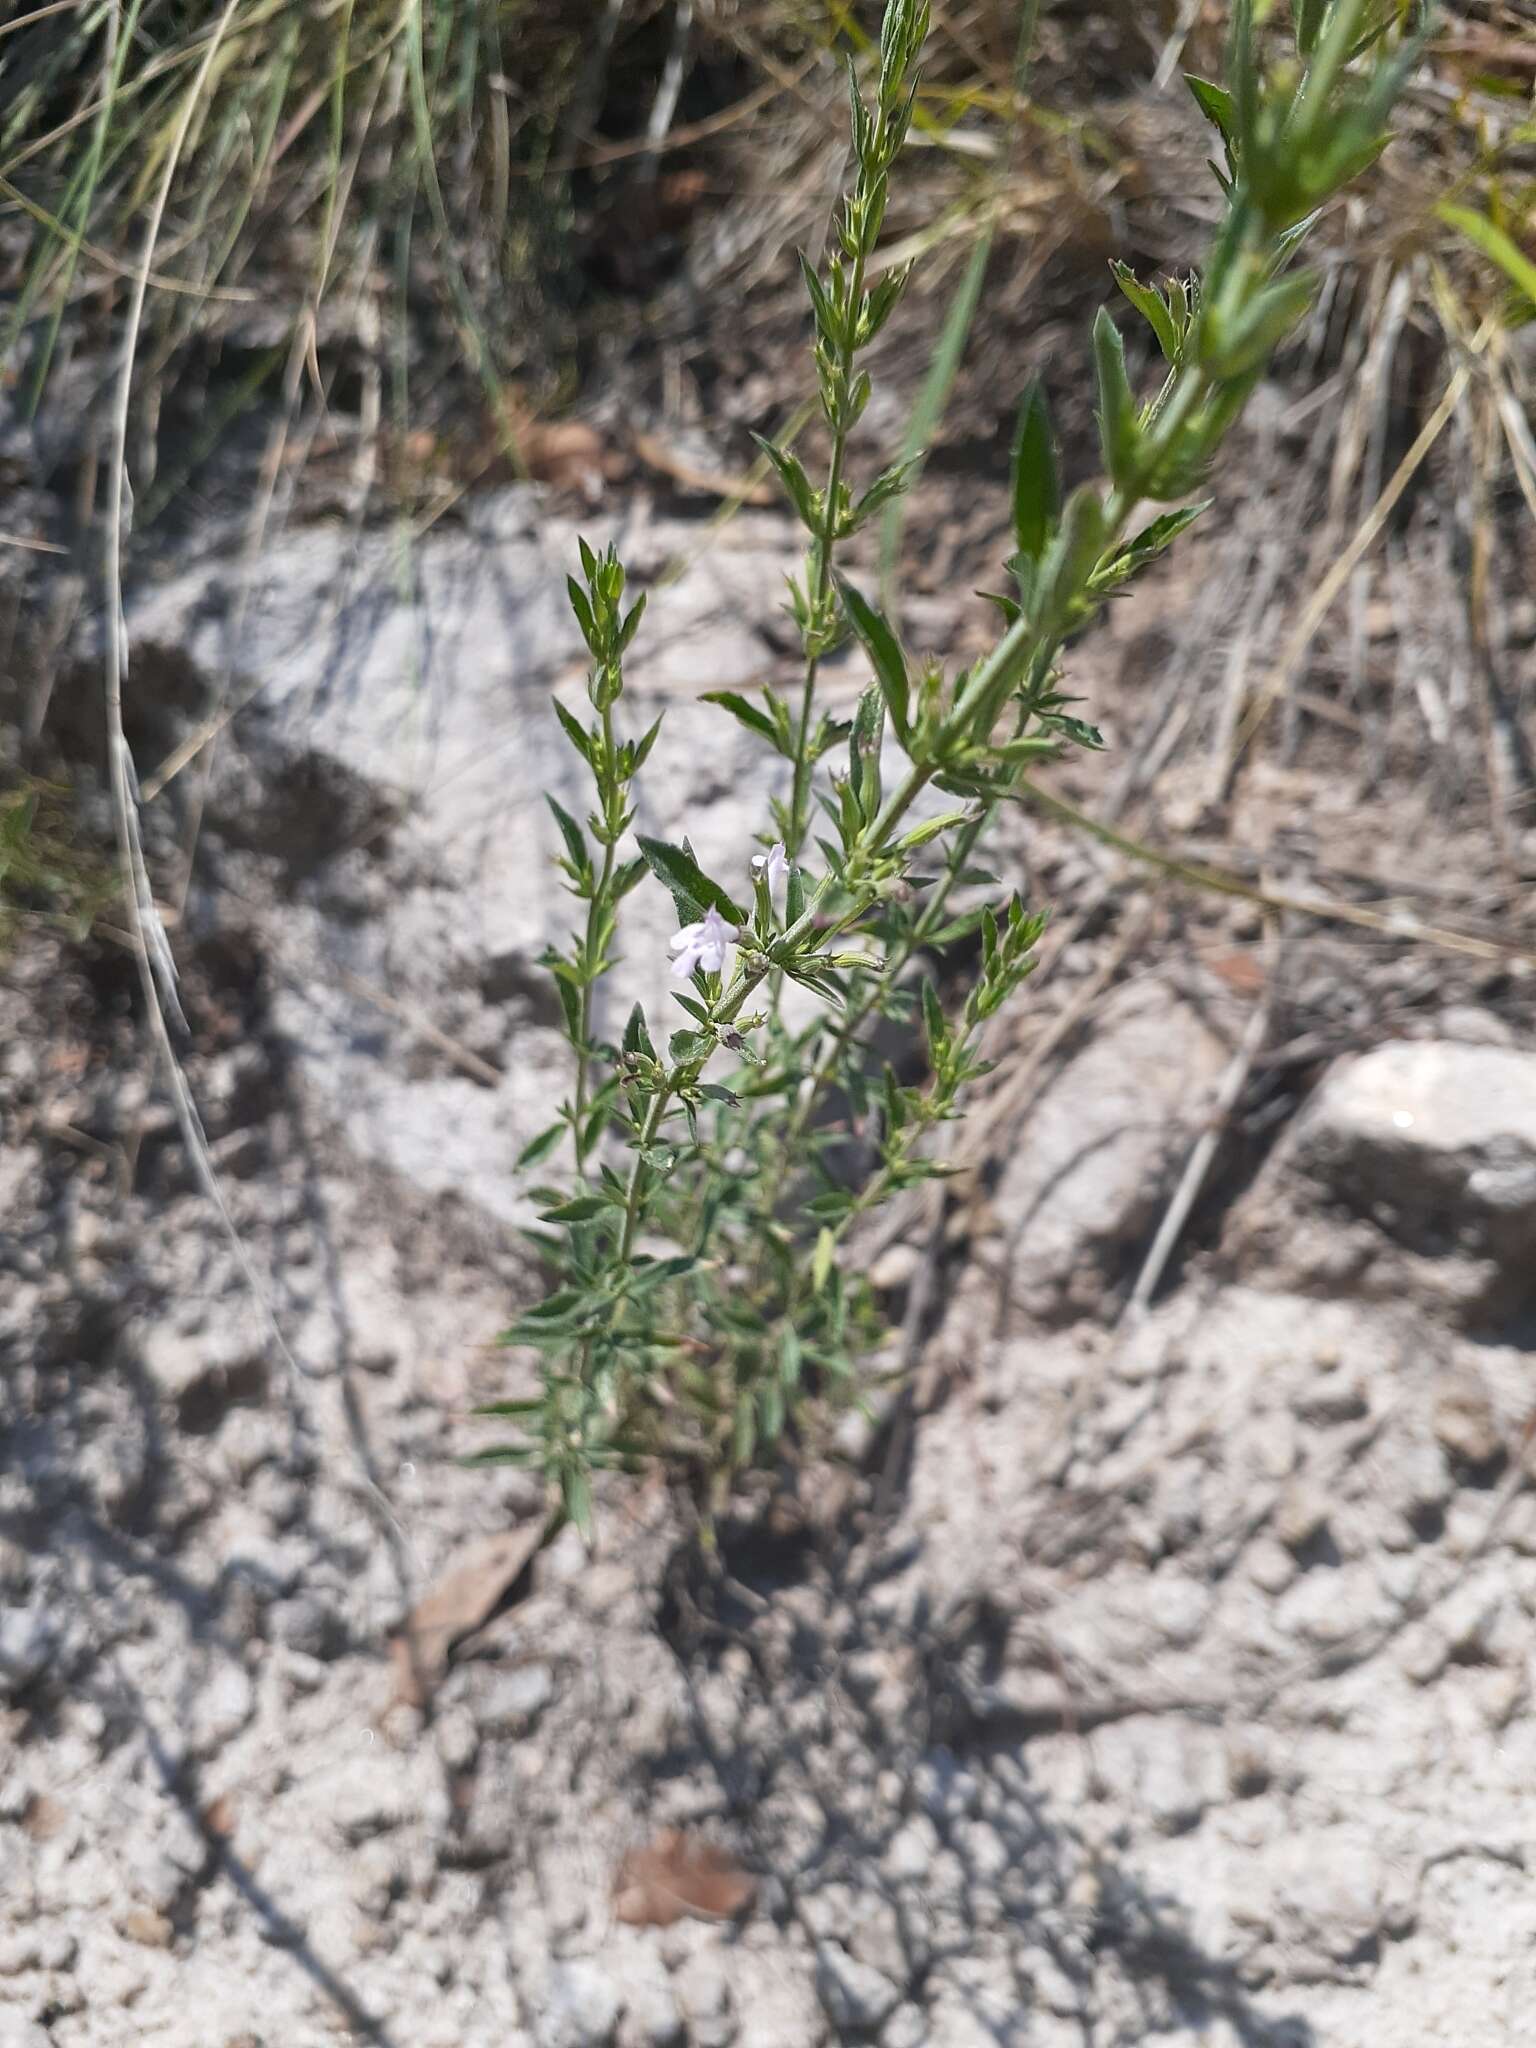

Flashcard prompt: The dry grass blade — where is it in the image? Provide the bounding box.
[1233,355,1477,762]
[613,1829,757,1927]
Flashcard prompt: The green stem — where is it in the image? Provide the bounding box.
[572,701,619,1172]
[787,237,871,856]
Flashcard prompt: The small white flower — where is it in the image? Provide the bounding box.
[750,840,791,894]
[669,904,735,979]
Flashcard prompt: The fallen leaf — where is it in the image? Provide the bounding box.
[201,1794,236,1840]
[1208,949,1266,997]
[613,1829,757,1928]
[22,1792,67,1842]
[388,1524,544,1710]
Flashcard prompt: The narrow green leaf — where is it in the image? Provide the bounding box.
[812,1228,835,1293]
[836,575,910,740]
[517,1122,566,1169]
[622,1003,656,1060]
[545,795,588,875]
[750,433,819,528]
[702,690,785,749]
[921,978,948,1062]
[562,1466,593,1542]
[636,835,748,926]
[1439,202,1536,313]
[539,1195,610,1223]
[1010,379,1059,565]
[552,697,594,762]
[896,809,969,851]
[1111,261,1180,364]
[1184,73,1235,144]
[1092,306,1139,488]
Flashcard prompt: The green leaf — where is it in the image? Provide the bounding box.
[471,1398,545,1418]
[780,1325,803,1387]
[1439,202,1536,315]
[896,809,969,851]
[836,576,910,740]
[751,433,819,528]
[538,1195,610,1223]
[786,863,808,926]
[566,575,596,651]
[552,697,593,763]
[1184,73,1235,144]
[812,1227,836,1293]
[1111,261,1180,364]
[1202,270,1317,379]
[1010,379,1059,565]
[1294,0,1327,55]
[797,248,838,344]
[636,835,748,926]
[921,978,948,1062]
[669,1028,715,1062]
[562,1465,593,1543]
[1096,501,1211,587]
[1092,306,1139,488]
[733,1391,757,1466]
[554,973,583,1045]
[702,690,785,749]
[517,1122,567,1169]
[545,795,588,876]
[850,684,886,816]
[622,1003,656,1060]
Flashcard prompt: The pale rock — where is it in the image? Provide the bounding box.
[1434,1373,1503,1471]
[480,1663,556,1733]
[675,1949,736,2048]
[192,1661,255,1757]
[536,1959,624,2048]
[0,2019,52,2048]
[611,1945,683,2048]
[1246,1538,1297,1596]
[0,1607,58,1697]
[814,1943,901,2034]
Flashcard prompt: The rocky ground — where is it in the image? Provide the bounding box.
[3,481,1536,2048]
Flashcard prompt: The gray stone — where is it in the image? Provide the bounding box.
[0,1606,57,1697]
[480,1663,556,1733]
[974,983,1227,1321]
[1286,1039,1536,1275]
[191,1660,255,1757]
[0,2019,53,2048]
[537,1960,624,2048]
[676,1950,736,2048]
[814,1945,901,2034]
[613,1944,684,2048]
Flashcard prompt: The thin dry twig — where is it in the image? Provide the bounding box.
[1232,350,1482,762]
[1119,923,1281,1324]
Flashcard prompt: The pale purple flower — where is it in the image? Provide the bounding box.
[750,840,791,894]
[669,904,735,979]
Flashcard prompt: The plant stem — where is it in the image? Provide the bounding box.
[572,700,618,1171]
[787,237,871,855]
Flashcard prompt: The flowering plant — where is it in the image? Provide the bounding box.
[475,0,1423,1536]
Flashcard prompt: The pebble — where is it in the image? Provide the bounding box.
[537,1959,623,2048]
[814,1944,901,2033]
[0,2019,53,2048]
[676,1950,736,2048]
[0,1606,58,1698]
[480,1664,556,1733]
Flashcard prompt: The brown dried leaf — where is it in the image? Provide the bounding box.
[201,1794,236,1840]
[388,1524,543,1711]
[613,1829,757,1928]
